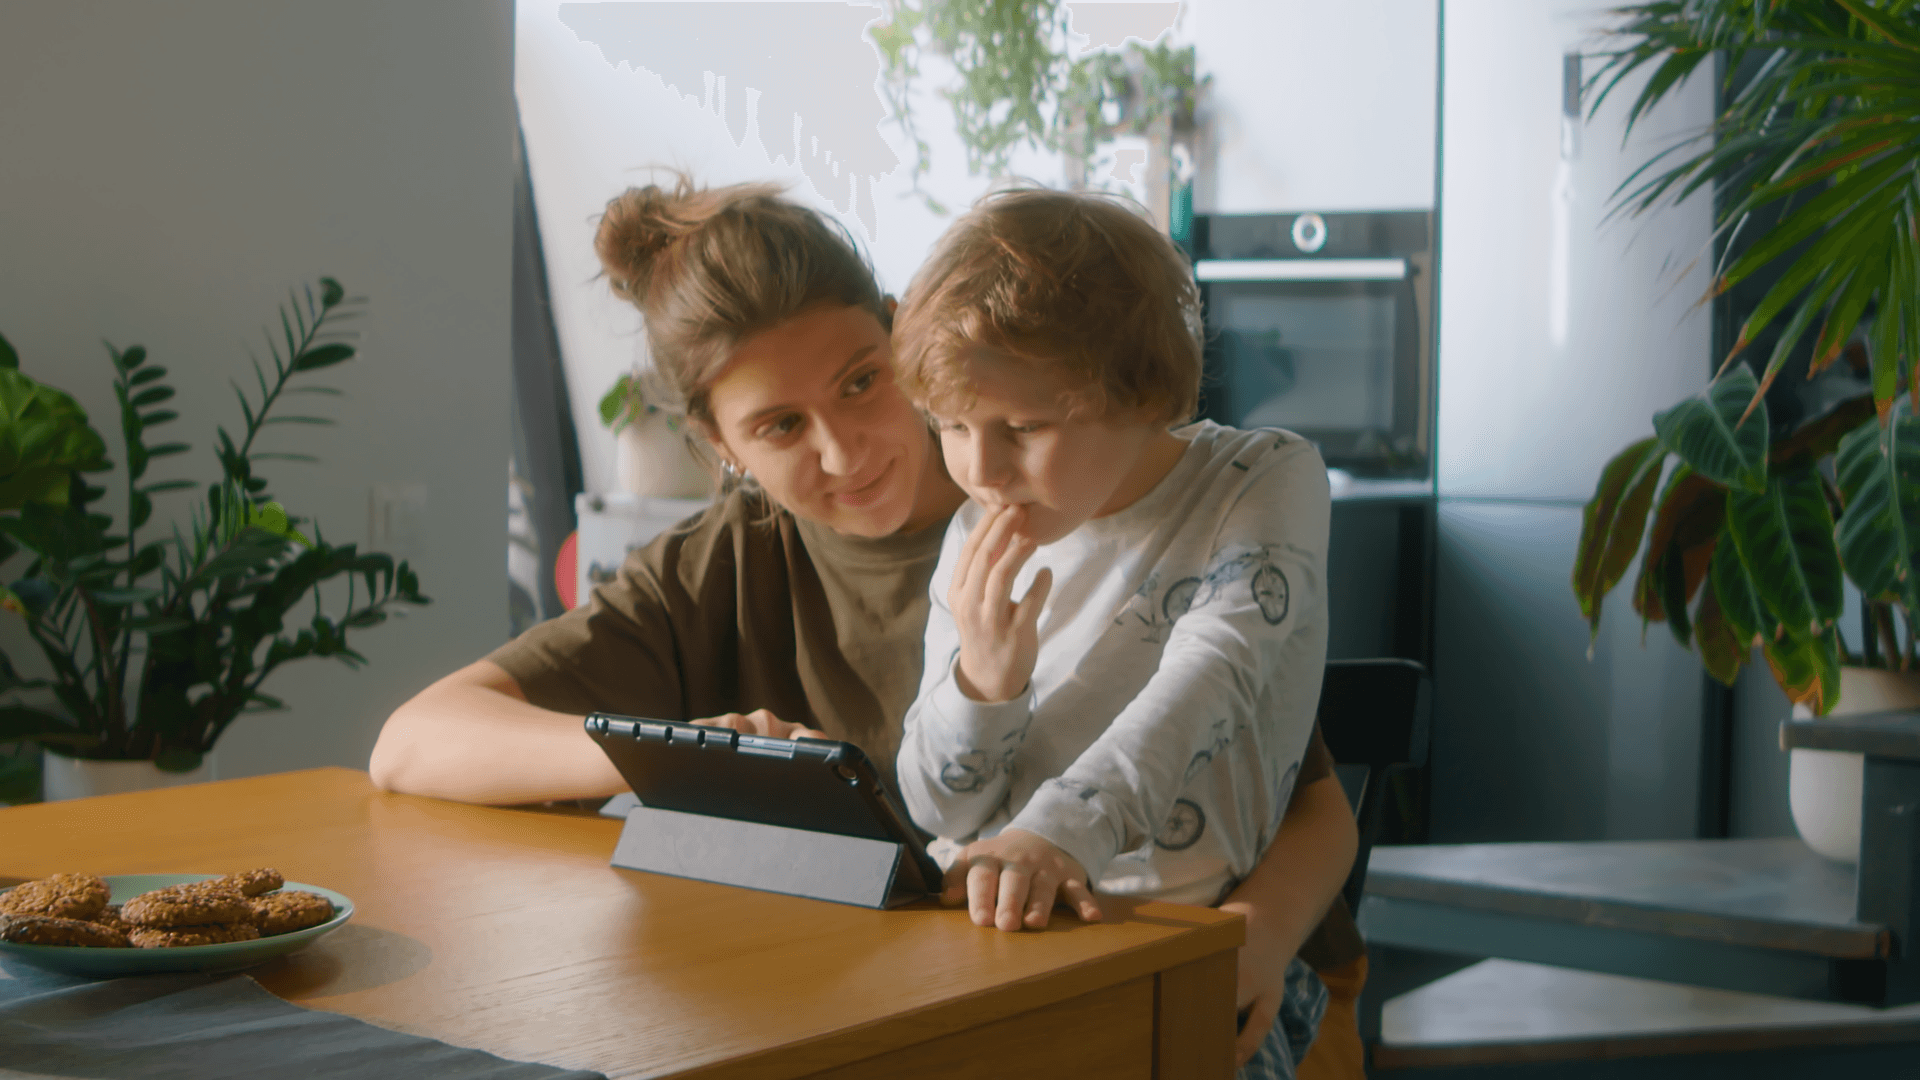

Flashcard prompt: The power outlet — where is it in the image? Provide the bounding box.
[368,484,428,560]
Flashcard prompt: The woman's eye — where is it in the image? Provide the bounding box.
[760,414,803,439]
[845,370,877,395]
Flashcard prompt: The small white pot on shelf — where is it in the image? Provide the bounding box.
[40,749,214,802]
[615,414,712,500]
[1788,666,1920,864]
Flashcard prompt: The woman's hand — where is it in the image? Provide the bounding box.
[1217,773,1357,1065]
[694,708,828,741]
[1220,896,1298,1065]
[949,504,1052,703]
[941,828,1102,931]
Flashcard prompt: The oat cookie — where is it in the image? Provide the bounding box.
[0,873,110,920]
[91,904,137,935]
[248,890,334,936]
[0,912,132,948]
[127,922,261,948]
[218,868,285,898]
[122,882,252,928]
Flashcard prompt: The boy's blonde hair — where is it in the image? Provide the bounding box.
[892,187,1202,425]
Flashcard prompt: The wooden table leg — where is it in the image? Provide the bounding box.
[1154,948,1236,1079]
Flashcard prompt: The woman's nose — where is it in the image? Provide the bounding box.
[815,415,866,476]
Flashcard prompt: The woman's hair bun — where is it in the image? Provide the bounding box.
[594,172,783,304]
[588,169,887,440]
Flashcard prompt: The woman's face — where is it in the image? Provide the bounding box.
[705,304,956,538]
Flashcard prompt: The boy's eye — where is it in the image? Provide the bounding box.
[1007,422,1047,435]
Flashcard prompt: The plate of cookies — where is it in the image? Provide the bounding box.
[0,869,352,977]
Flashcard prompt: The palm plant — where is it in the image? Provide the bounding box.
[1572,0,1920,714]
[0,279,427,770]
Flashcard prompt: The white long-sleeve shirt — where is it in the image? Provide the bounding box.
[897,422,1331,905]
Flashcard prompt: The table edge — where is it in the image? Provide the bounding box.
[662,907,1244,1080]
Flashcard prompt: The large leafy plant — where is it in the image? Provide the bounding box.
[0,279,427,769]
[1573,0,1920,714]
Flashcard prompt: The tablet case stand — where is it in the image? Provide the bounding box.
[610,803,927,909]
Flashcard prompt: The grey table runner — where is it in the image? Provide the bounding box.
[0,962,606,1080]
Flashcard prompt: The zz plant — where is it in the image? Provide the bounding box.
[0,279,427,770]
[1572,0,1920,714]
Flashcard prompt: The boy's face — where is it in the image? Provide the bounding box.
[930,352,1177,546]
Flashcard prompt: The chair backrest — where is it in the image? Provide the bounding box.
[1316,657,1431,912]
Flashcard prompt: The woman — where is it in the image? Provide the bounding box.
[368,176,1365,1076]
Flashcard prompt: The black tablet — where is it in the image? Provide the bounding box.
[583,713,943,898]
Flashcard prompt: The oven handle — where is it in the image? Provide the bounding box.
[1194,258,1408,282]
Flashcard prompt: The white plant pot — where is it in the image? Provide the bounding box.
[1788,667,1920,864]
[41,749,215,802]
[615,417,712,499]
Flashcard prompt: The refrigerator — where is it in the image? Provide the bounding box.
[1429,0,1717,844]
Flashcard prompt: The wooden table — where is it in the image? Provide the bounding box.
[0,768,1242,1079]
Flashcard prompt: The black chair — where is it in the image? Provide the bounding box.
[1315,658,1432,913]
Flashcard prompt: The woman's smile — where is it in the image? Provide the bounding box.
[836,460,896,507]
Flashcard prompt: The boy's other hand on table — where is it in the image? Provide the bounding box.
[942,829,1102,931]
[950,504,1052,703]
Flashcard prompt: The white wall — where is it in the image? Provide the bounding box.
[1185,0,1438,214]
[1426,1,1717,844]
[1435,0,1713,499]
[0,2,514,779]
[516,0,1071,498]
[518,0,1443,497]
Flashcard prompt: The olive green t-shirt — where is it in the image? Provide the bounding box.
[487,485,1363,969]
[488,486,938,778]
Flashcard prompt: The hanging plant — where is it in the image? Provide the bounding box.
[871,0,1205,206]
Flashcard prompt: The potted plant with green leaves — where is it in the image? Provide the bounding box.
[0,278,428,800]
[1571,0,1920,861]
[598,372,711,499]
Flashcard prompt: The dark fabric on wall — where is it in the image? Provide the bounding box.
[509,118,584,632]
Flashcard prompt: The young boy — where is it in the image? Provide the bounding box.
[891,188,1332,1080]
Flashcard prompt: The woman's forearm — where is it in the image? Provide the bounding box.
[367,659,628,805]
[1219,774,1358,959]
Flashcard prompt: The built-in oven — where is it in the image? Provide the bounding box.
[1189,211,1434,480]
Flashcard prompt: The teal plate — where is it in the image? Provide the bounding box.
[0,873,354,978]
